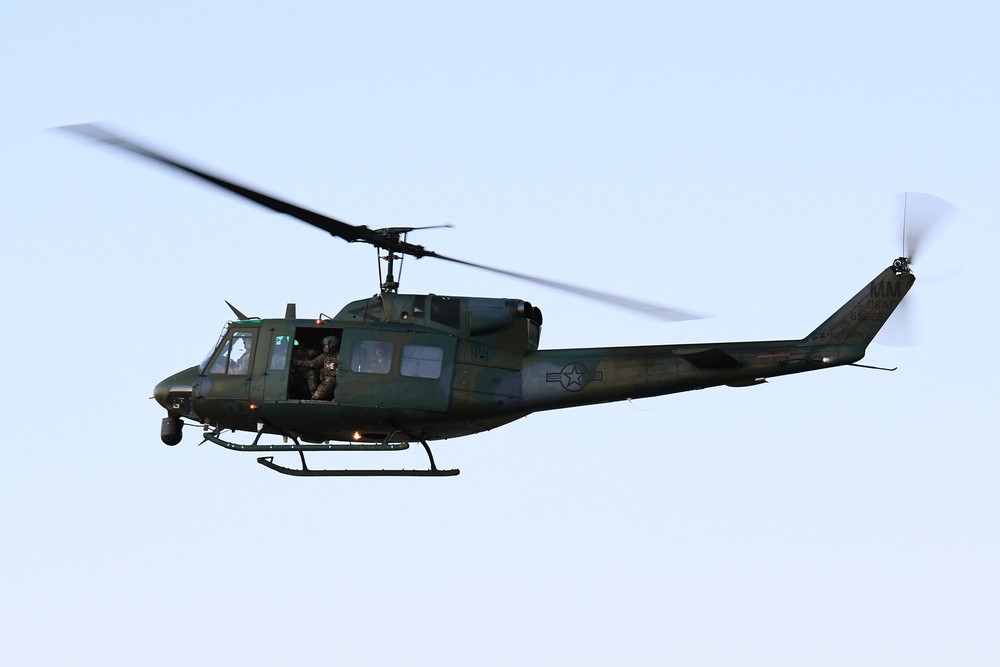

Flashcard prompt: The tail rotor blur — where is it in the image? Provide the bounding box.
[878,192,956,346]
[900,192,956,265]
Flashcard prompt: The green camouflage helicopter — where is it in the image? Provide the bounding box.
[64,124,945,477]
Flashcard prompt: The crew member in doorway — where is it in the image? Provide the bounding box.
[294,335,340,400]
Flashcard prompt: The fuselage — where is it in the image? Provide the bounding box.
[156,264,912,446]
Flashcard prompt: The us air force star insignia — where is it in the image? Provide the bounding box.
[546,362,602,392]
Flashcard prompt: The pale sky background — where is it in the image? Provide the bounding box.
[2,2,998,665]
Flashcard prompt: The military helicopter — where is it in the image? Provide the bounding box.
[63,124,944,477]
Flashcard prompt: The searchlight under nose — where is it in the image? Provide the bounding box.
[154,366,201,444]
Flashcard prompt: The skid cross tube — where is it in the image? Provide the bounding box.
[201,427,410,452]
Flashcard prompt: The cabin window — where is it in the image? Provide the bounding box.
[269,335,291,371]
[430,296,460,329]
[209,330,255,375]
[401,344,444,379]
[351,340,393,374]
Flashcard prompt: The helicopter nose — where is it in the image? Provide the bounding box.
[154,365,201,418]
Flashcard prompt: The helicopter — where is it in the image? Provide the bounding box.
[63,124,939,477]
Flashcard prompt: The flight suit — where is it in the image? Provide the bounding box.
[296,352,339,400]
[291,347,319,393]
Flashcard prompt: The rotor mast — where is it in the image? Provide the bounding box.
[376,225,454,293]
[378,231,404,293]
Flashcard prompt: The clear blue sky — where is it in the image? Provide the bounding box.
[2,2,998,665]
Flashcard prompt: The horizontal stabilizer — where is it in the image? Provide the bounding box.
[674,347,741,369]
[727,377,768,388]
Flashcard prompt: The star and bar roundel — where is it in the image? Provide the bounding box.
[546,362,603,392]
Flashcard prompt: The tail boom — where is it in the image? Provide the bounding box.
[804,263,914,347]
[518,261,915,412]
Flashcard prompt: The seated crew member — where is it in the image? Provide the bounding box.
[370,342,390,373]
[230,337,253,375]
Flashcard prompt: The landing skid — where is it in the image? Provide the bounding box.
[256,441,459,477]
[200,426,458,477]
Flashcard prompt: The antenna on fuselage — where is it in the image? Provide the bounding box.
[226,300,250,320]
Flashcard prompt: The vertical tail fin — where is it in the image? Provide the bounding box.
[804,263,915,347]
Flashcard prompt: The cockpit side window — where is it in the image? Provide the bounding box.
[208,330,255,375]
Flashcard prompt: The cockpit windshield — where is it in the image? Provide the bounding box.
[199,325,230,372]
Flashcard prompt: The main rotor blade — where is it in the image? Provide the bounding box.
[61,124,704,320]
[58,123,380,245]
[432,253,707,321]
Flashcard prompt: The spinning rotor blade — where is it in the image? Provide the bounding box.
[60,123,702,320]
[876,294,918,347]
[898,192,956,263]
[434,253,706,321]
[879,192,957,346]
[58,123,388,247]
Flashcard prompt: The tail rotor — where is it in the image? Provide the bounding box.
[880,192,956,345]
[899,192,956,266]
